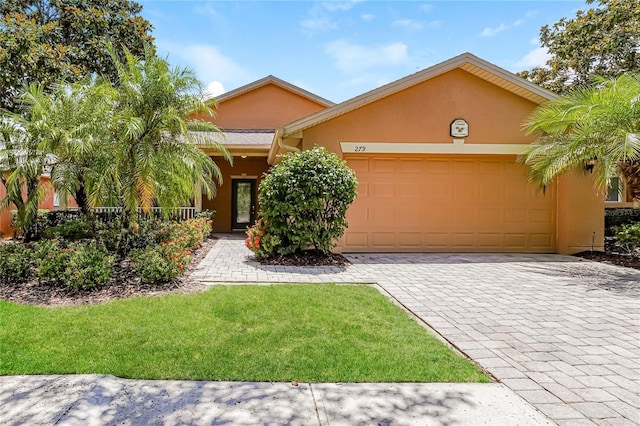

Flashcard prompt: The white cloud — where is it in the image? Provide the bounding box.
[361,13,375,21]
[391,19,423,31]
[158,41,253,91]
[300,17,337,31]
[513,19,524,27]
[427,20,442,29]
[325,40,408,73]
[481,23,507,37]
[322,0,363,12]
[514,47,551,69]
[420,4,433,13]
[526,10,538,18]
[204,81,226,98]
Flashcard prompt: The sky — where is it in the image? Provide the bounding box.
[138,0,591,103]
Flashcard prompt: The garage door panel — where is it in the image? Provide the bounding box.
[344,155,556,252]
[372,159,396,173]
[425,232,449,247]
[478,233,502,249]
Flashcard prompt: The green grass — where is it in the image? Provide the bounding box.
[0,285,489,383]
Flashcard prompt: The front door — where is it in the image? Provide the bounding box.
[231,179,256,230]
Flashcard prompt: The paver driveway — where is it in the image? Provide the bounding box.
[195,235,640,425]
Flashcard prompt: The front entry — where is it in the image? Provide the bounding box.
[231,179,256,230]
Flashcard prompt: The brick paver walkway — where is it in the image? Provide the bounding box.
[194,234,640,425]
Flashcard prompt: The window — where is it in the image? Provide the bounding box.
[606,177,622,202]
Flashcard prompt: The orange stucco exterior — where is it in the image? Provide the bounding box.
[301,69,538,154]
[195,82,329,130]
[286,67,605,254]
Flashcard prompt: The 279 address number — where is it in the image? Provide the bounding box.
[354,145,366,152]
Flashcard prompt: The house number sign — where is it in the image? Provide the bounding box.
[450,119,469,138]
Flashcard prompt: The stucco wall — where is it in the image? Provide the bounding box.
[195,84,329,130]
[301,69,538,154]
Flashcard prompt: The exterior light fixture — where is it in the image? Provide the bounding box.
[585,157,598,173]
[240,155,248,159]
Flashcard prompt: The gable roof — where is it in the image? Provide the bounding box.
[209,75,335,108]
[277,52,558,139]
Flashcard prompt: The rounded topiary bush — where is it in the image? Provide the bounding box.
[249,146,358,257]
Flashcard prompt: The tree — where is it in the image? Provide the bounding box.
[523,74,640,201]
[108,45,231,228]
[0,0,154,112]
[0,85,53,240]
[247,147,358,257]
[518,0,640,94]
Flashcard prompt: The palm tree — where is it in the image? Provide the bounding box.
[107,44,231,228]
[0,85,53,240]
[22,81,117,217]
[523,73,640,201]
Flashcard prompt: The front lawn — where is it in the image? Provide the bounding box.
[0,285,488,383]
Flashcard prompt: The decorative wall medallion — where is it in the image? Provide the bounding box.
[450,119,469,138]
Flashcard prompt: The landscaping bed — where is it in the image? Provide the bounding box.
[0,237,215,307]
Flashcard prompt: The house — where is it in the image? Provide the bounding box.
[203,53,614,254]
[3,53,631,252]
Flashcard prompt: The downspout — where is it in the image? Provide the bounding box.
[269,127,300,164]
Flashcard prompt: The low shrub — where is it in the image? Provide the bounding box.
[131,246,182,283]
[34,240,113,290]
[40,220,93,241]
[0,243,34,283]
[245,219,280,259]
[34,240,72,284]
[195,209,216,220]
[65,242,114,290]
[614,222,640,254]
[157,218,213,250]
[95,219,162,258]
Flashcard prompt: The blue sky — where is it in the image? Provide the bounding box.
[139,0,590,103]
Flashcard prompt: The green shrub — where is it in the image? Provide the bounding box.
[40,220,93,241]
[65,242,114,290]
[131,246,182,283]
[251,146,358,257]
[34,240,72,284]
[0,243,33,283]
[95,219,161,257]
[614,222,640,254]
[195,209,216,220]
[34,240,113,290]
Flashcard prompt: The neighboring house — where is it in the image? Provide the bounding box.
[2,53,633,252]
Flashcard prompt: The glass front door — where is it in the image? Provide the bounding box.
[232,179,256,230]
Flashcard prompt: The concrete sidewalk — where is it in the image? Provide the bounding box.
[0,375,552,425]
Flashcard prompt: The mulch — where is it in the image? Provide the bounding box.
[258,250,350,266]
[574,251,640,271]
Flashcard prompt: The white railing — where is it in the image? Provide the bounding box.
[91,207,196,221]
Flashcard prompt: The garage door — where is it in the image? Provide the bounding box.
[344,155,556,252]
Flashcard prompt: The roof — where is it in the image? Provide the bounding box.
[278,52,558,138]
[190,130,273,155]
[219,129,275,146]
[207,75,335,108]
